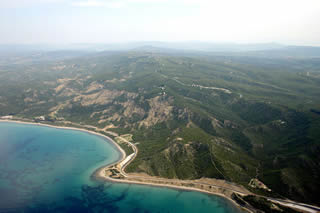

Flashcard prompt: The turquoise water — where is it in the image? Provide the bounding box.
[0,122,243,213]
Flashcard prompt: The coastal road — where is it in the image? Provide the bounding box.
[267,198,320,213]
[112,131,320,213]
[46,120,320,213]
[115,136,138,178]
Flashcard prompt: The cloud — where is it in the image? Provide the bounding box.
[70,0,188,8]
[0,0,127,9]
[127,0,169,3]
[0,0,64,8]
[71,0,126,8]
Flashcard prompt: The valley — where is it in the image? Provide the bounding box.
[1,48,320,211]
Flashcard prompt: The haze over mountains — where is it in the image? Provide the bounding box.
[1,42,320,59]
[1,0,320,212]
[0,44,320,207]
[0,42,311,51]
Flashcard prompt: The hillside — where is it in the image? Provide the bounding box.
[0,50,320,205]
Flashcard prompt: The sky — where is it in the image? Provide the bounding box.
[1,0,320,46]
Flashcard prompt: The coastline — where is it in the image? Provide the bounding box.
[0,119,126,161]
[0,119,247,212]
[95,172,246,212]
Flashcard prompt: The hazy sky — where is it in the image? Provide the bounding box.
[1,0,320,45]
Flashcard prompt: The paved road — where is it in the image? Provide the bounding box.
[117,136,138,177]
[116,135,320,213]
[268,198,320,213]
[63,122,320,213]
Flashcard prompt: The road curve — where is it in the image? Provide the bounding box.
[113,132,320,213]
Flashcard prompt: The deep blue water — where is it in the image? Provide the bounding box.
[0,122,243,213]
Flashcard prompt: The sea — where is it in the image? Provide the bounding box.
[0,121,243,213]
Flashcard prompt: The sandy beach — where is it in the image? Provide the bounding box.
[96,171,249,211]
[3,118,320,213]
[0,119,249,210]
[0,119,126,159]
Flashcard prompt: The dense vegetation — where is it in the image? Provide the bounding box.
[0,48,319,205]
[242,195,300,213]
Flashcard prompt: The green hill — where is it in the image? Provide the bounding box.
[0,50,319,205]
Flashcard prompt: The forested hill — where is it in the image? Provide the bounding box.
[1,49,320,205]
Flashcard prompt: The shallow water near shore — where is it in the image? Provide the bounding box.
[0,121,243,213]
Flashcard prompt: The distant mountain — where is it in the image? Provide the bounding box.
[99,41,286,52]
[1,42,320,59]
[91,42,320,58]
[139,41,285,52]
[0,42,284,52]
[132,44,320,58]
[1,50,320,205]
[249,46,320,58]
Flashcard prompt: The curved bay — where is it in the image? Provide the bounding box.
[0,122,243,213]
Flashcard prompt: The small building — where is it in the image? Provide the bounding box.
[1,115,13,119]
[34,116,45,122]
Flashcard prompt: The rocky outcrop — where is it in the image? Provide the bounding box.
[139,96,173,128]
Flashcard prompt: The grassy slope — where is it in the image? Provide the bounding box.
[0,51,319,205]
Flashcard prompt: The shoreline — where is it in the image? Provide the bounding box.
[0,119,247,212]
[0,119,126,161]
[94,173,246,212]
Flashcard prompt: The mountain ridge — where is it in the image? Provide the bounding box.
[0,49,319,205]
